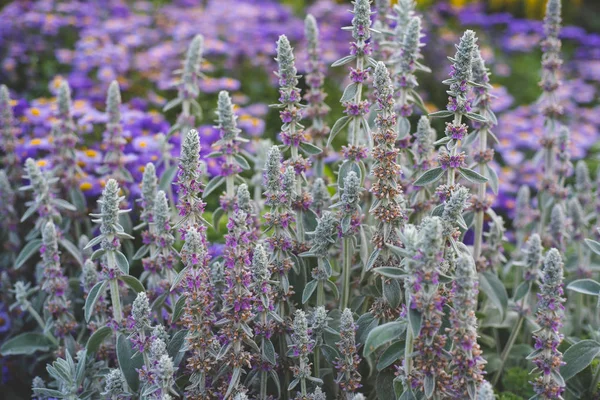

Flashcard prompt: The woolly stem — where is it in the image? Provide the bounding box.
[341,237,352,310]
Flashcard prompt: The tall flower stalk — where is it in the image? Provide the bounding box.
[164,35,205,137]
[275,34,318,245]
[251,244,277,400]
[470,45,498,263]
[175,129,209,239]
[538,0,563,228]
[335,309,362,399]
[368,62,407,314]
[448,254,485,399]
[417,30,487,189]
[53,81,81,190]
[399,216,448,399]
[206,90,248,219]
[41,221,76,340]
[301,211,338,307]
[332,170,363,310]
[218,186,257,398]
[0,85,20,181]
[391,15,429,148]
[101,81,132,186]
[528,248,565,399]
[304,15,330,179]
[0,170,20,265]
[289,310,322,398]
[329,0,375,169]
[85,179,133,324]
[180,227,217,397]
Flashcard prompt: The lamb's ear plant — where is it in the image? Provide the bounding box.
[84,179,135,325]
[0,84,20,182]
[273,34,320,245]
[537,0,563,232]
[0,170,20,267]
[205,90,249,224]
[329,0,375,176]
[164,34,205,137]
[16,158,78,269]
[304,14,330,179]
[53,81,82,195]
[100,81,132,186]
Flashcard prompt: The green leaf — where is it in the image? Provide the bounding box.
[159,165,178,192]
[332,54,356,67]
[170,266,190,292]
[202,175,224,198]
[302,280,318,304]
[162,97,182,112]
[341,83,358,103]
[212,207,225,232]
[364,321,407,357]
[428,110,453,118]
[86,326,112,355]
[397,117,410,139]
[458,167,488,184]
[383,278,401,309]
[465,112,487,123]
[69,188,87,212]
[327,116,351,147]
[567,279,600,296]
[408,308,422,337]
[171,295,186,324]
[513,281,531,302]
[485,164,499,194]
[478,271,508,320]
[119,275,145,293]
[324,279,339,300]
[52,198,76,211]
[15,239,43,269]
[377,341,405,371]
[233,154,250,170]
[299,142,322,155]
[373,267,405,279]
[84,281,107,322]
[560,340,600,381]
[167,330,187,366]
[585,239,600,256]
[114,251,129,275]
[263,339,276,365]
[365,249,380,271]
[117,333,143,392]
[0,332,55,356]
[57,238,83,267]
[413,167,444,186]
[132,244,149,260]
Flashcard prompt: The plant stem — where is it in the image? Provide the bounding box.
[27,305,59,346]
[109,278,123,323]
[492,314,524,386]
[341,237,352,310]
[473,127,488,260]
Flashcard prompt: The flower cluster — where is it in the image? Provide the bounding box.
[529,248,565,399]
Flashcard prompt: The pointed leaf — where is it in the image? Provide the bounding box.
[202,176,225,198]
[86,326,112,355]
[116,333,143,392]
[299,142,322,156]
[413,167,444,186]
[119,275,145,293]
[15,239,42,269]
[328,116,350,147]
[0,332,55,356]
[560,340,600,381]
[458,167,488,184]
[567,279,600,296]
[85,281,107,322]
[302,280,318,304]
[479,271,508,320]
[364,321,407,357]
